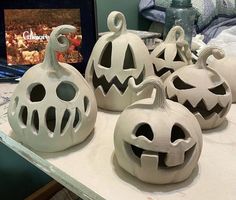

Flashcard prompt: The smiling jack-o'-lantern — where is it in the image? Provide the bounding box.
[151,26,192,81]
[165,47,232,130]
[114,76,202,184]
[7,25,97,152]
[85,11,153,111]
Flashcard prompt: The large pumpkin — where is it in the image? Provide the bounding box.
[151,26,192,81]
[165,47,232,130]
[85,11,153,111]
[114,76,202,184]
[7,25,97,152]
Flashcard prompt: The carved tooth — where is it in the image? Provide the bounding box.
[218,96,231,108]
[141,151,159,170]
[203,98,218,111]
[166,150,185,167]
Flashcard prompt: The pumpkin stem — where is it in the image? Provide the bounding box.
[165,26,185,43]
[128,76,167,108]
[43,25,77,70]
[196,46,225,69]
[107,11,127,35]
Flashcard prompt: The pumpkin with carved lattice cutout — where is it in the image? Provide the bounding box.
[7,25,97,152]
[165,47,232,130]
[114,76,202,184]
[85,11,153,111]
[151,26,192,81]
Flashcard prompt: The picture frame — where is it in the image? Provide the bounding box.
[0,0,98,75]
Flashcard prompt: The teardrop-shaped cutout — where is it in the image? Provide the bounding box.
[209,83,227,95]
[73,107,80,128]
[123,44,135,69]
[100,42,112,68]
[31,110,39,133]
[19,106,28,126]
[173,76,195,90]
[46,107,56,132]
[84,96,89,114]
[60,109,70,134]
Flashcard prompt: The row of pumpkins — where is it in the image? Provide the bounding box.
[7,11,235,184]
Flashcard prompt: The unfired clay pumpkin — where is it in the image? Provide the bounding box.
[209,56,236,103]
[151,26,192,81]
[85,11,153,111]
[165,46,232,130]
[114,76,202,184]
[7,25,97,152]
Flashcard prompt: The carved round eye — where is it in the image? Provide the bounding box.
[100,42,112,68]
[123,44,135,69]
[135,123,154,141]
[209,83,227,95]
[173,76,195,90]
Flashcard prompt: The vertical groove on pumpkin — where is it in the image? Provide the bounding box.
[12,96,19,115]
[84,96,90,114]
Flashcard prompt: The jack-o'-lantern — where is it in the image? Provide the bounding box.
[114,76,202,184]
[165,46,232,130]
[85,11,153,111]
[151,26,192,81]
[7,25,97,152]
[209,56,236,103]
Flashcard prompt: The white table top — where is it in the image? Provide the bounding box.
[1,93,236,200]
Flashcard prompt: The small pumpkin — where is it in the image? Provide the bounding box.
[7,25,97,152]
[165,46,232,130]
[151,26,192,81]
[114,76,202,184]
[85,11,153,111]
[209,56,236,103]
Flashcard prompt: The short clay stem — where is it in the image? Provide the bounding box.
[107,11,127,35]
[165,26,185,43]
[128,76,167,108]
[196,46,225,69]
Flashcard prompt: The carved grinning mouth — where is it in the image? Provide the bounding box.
[92,67,144,94]
[127,143,195,169]
[169,96,228,119]
[153,64,174,77]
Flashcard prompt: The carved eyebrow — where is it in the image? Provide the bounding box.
[209,83,227,95]
[173,76,195,90]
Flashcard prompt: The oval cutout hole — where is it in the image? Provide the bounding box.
[56,82,77,101]
[29,84,46,102]
[31,110,39,133]
[73,107,80,128]
[84,96,89,113]
[171,124,186,143]
[46,107,56,132]
[61,109,70,134]
[19,106,28,126]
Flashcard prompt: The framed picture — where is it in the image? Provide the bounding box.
[0,0,97,74]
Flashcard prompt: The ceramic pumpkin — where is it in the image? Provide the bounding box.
[85,11,153,111]
[151,26,192,81]
[209,56,236,103]
[165,46,232,130]
[114,76,202,184]
[7,25,97,152]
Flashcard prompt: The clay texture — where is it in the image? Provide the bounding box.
[151,26,192,81]
[8,25,97,152]
[165,47,232,130]
[114,76,202,184]
[209,56,236,103]
[85,11,153,111]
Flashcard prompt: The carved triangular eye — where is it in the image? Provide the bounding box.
[135,123,154,141]
[173,76,195,90]
[100,42,112,68]
[123,44,135,69]
[209,83,227,95]
[174,52,183,62]
[157,50,165,59]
